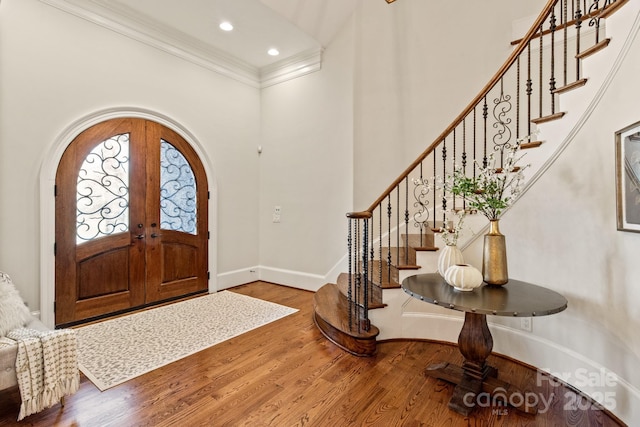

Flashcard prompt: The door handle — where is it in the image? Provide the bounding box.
[151,233,162,238]
[135,234,145,239]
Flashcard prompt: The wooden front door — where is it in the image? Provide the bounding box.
[55,118,208,326]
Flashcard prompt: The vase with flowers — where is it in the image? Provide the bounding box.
[436,210,465,277]
[445,137,532,285]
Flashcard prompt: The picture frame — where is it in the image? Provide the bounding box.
[615,121,640,233]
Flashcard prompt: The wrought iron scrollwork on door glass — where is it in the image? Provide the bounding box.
[76,133,130,243]
[160,139,197,234]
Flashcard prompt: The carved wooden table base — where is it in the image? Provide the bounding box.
[425,312,537,416]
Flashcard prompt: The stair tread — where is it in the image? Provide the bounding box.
[336,272,384,308]
[531,112,566,125]
[577,38,611,60]
[313,284,379,356]
[520,141,543,149]
[313,284,379,339]
[553,79,588,94]
[396,264,421,270]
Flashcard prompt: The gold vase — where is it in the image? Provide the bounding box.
[482,219,508,285]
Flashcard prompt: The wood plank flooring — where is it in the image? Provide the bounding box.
[0,281,625,426]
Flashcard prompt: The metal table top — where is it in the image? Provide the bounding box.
[402,273,568,317]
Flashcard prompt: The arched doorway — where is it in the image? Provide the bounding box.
[54,117,209,326]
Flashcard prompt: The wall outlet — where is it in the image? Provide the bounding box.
[272,206,281,223]
[520,317,532,332]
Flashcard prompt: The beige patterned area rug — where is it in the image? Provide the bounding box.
[75,291,298,391]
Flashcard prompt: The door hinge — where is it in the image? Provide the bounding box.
[53,242,56,256]
[207,271,210,280]
[54,185,57,197]
[207,231,210,240]
[207,191,210,200]
[53,301,56,313]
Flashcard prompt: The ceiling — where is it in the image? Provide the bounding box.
[41,0,361,86]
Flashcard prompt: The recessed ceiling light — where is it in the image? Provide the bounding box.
[219,21,233,31]
[268,48,280,56]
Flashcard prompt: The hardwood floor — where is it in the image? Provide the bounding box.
[0,282,625,426]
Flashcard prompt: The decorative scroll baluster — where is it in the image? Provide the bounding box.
[493,79,512,167]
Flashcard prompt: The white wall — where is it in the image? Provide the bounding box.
[257,14,354,289]
[352,0,546,210]
[0,0,261,309]
[493,22,640,421]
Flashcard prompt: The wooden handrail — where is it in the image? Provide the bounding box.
[351,0,560,215]
[510,0,628,46]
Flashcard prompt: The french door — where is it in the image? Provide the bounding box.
[55,118,208,326]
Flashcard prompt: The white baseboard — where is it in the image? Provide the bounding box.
[216,265,327,292]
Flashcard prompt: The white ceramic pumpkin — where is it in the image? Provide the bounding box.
[444,264,483,291]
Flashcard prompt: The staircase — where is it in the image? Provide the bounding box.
[313,0,633,356]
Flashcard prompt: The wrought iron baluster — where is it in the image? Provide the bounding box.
[588,0,603,44]
[404,178,409,265]
[361,218,369,331]
[550,7,557,115]
[492,78,512,167]
[473,106,478,179]
[432,154,437,230]
[442,138,447,227]
[516,56,521,141]
[379,205,382,286]
[348,218,354,329]
[452,128,457,212]
[539,22,544,118]
[396,186,400,267]
[563,0,569,87]
[575,0,583,80]
[483,97,488,169]
[527,41,533,137]
[462,120,467,212]
[387,195,392,283]
[349,219,362,327]
[369,210,375,305]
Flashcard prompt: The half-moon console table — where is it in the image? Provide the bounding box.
[402,273,568,416]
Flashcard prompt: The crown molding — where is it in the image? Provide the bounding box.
[260,48,323,88]
[39,0,322,88]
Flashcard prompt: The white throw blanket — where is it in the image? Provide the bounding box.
[6,328,80,420]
